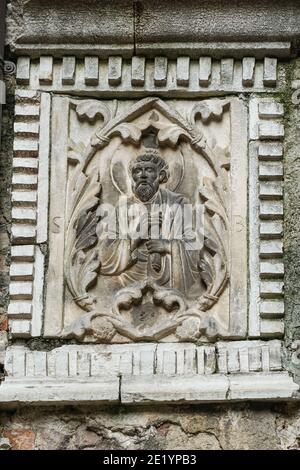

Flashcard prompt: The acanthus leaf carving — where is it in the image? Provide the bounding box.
[74,99,117,124]
[64,140,102,312]
[189,99,230,124]
[63,97,230,342]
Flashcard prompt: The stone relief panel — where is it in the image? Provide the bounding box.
[2,54,298,405]
[44,96,247,343]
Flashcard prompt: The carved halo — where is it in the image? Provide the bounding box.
[110,143,185,196]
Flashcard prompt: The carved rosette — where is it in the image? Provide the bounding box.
[63,97,230,343]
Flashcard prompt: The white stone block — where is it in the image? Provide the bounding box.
[248,98,259,139]
[177,350,187,375]
[263,57,277,86]
[13,158,39,171]
[77,352,91,377]
[11,224,36,243]
[140,350,155,375]
[0,379,120,405]
[242,57,255,86]
[55,350,69,377]
[9,281,33,300]
[39,56,53,84]
[10,320,31,337]
[199,57,212,86]
[15,89,39,101]
[154,57,168,86]
[156,344,179,375]
[248,347,262,371]
[260,281,284,298]
[10,262,34,281]
[258,122,284,140]
[259,240,283,258]
[229,373,297,400]
[258,101,284,118]
[260,200,283,219]
[15,105,40,118]
[16,57,30,85]
[196,347,205,375]
[260,260,284,278]
[131,56,145,86]
[7,301,32,318]
[121,375,229,403]
[12,207,37,223]
[221,58,234,85]
[11,348,26,376]
[184,348,196,374]
[14,122,39,136]
[261,345,270,371]
[227,348,240,373]
[176,56,190,86]
[258,143,283,160]
[33,351,47,377]
[62,56,76,85]
[260,319,284,337]
[13,139,39,157]
[164,350,177,375]
[260,300,284,318]
[25,351,35,376]
[238,348,250,373]
[118,351,133,375]
[204,347,216,374]
[47,354,56,378]
[259,221,283,238]
[259,162,283,180]
[217,347,228,374]
[269,341,283,369]
[12,173,38,189]
[11,245,35,261]
[108,56,122,86]
[70,351,80,377]
[259,182,283,199]
[84,56,99,85]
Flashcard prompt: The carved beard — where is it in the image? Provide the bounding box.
[135,182,157,202]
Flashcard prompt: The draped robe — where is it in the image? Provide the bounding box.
[97,188,203,297]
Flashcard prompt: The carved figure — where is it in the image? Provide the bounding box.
[63,97,230,342]
[97,148,207,299]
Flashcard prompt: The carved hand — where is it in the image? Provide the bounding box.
[146,240,171,254]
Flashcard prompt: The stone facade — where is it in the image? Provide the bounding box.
[1,0,300,450]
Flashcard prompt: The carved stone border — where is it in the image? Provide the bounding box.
[8,89,50,338]
[2,53,298,403]
[16,55,283,97]
[0,341,297,406]
[43,96,247,340]
[249,97,284,338]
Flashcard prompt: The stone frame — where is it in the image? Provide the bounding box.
[0,52,298,406]
[42,95,248,341]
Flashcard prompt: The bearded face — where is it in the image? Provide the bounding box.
[131,161,161,202]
